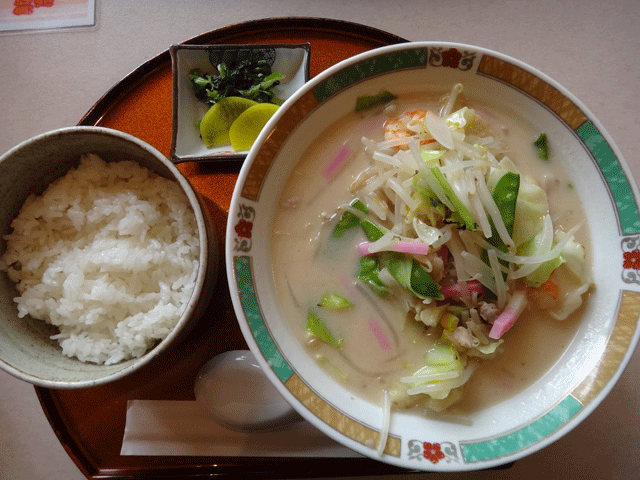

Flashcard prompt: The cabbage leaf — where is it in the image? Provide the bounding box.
[512,177,549,247]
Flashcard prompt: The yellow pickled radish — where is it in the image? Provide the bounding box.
[199,96,257,148]
[229,103,279,152]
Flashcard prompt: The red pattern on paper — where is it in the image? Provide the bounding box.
[13,0,54,15]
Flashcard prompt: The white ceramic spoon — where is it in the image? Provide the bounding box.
[194,349,302,432]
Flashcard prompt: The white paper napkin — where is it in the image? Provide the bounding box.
[120,400,363,457]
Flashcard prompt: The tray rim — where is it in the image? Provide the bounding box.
[77,17,408,128]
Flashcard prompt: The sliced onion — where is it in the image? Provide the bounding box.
[424,112,454,149]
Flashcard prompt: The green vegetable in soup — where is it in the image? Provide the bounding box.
[430,166,476,231]
[360,218,388,242]
[319,293,354,310]
[534,132,549,160]
[358,256,390,297]
[355,91,397,112]
[491,172,520,237]
[483,172,520,254]
[306,310,342,348]
[381,252,443,300]
[425,342,460,366]
[332,198,368,237]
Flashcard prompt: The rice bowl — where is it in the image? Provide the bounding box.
[1,154,200,365]
[0,126,217,389]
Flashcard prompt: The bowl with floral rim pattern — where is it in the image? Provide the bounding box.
[226,42,640,471]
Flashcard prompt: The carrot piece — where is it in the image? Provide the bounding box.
[539,277,559,301]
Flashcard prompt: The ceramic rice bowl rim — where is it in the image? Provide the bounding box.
[0,126,215,389]
[226,42,640,470]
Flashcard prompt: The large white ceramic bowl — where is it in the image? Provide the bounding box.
[226,42,640,471]
[0,126,218,389]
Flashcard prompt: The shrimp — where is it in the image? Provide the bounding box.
[383,109,438,150]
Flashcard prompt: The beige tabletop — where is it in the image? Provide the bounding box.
[1,1,639,479]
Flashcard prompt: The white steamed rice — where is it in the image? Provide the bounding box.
[0,154,200,365]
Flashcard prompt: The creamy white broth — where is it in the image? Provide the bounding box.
[271,92,590,414]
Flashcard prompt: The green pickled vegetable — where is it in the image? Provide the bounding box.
[189,59,283,107]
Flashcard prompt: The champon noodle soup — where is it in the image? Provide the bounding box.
[271,84,592,423]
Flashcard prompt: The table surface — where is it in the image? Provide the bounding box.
[1,1,639,479]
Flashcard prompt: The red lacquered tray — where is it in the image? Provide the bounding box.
[34,18,411,479]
